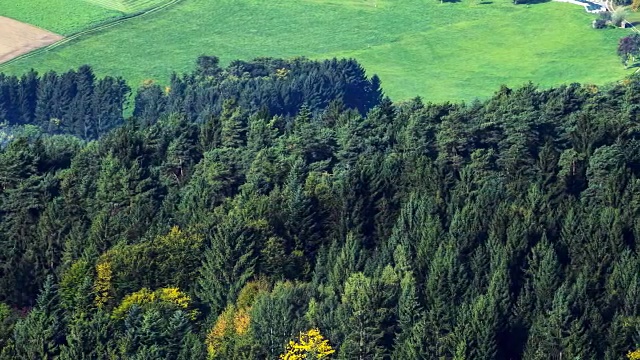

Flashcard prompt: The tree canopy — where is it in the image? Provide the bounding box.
[1,57,640,359]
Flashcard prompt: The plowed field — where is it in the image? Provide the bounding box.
[0,16,62,64]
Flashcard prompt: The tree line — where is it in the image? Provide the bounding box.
[0,66,130,140]
[0,56,382,143]
[0,57,640,359]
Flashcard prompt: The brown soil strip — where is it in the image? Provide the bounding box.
[0,16,63,64]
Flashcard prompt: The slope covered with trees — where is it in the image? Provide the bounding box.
[1,58,640,359]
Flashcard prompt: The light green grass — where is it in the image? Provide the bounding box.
[85,0,171,13]
[0,0,121,34]
[0,0,168,35]
[0,0,634,102]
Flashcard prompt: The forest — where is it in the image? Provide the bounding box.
[1,57,640,359]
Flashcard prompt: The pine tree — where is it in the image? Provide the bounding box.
[327,232,364,294]
[177,332,207,360]
[133,83,167,126]
[69,65,95,138]
[34,71,58,129]
[197,210,257,317]
[163,310,193,359]
[221,99,247,148]
[337,272,392,360]
[250,282,310,359]
[423,239,466,359]
[17,70,38,125]
[468,294,499,360]
[392,272,426,360]
[281,159,323,264]
[58,310,112,360]
[12,276,63,359]
[524,284,572,360]
[526,235,562,314]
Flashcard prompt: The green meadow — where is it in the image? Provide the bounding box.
[0,0,118,35]
[0,0,168,34]
[0,0,633,102]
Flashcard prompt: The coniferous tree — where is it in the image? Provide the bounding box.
[391,272,426,360]
[337,272,386,360]
[12,276,63,359]
[250,282,310,359]
[2,57,640,359]
[197,209,258,317]
[18,70,38,126]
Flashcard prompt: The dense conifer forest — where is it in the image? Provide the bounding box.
[1,57,640,359]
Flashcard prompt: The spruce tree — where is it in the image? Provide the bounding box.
[392,272,426,360]
[197,210,257,317]
[12,276,63,359]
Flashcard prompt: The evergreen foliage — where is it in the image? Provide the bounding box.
[1,58,640,358]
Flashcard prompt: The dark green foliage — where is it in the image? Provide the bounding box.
[134,57,383,125]
[0,66,129,139]
[392,272,426,360]
[0,303,18,355]
[196,206,259,317]
[58,310,112,360]
[12,276,63,359]
[2,59,640,359]
[250,282,311,359]
[618,34,640,67]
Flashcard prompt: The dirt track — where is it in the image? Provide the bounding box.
[0,16,63,64]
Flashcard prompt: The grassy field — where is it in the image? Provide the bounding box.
[0,0,633,102]
[0,0,168,35]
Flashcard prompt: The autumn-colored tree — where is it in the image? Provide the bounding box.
[93,261,113,309]
[205,305,253,359]
[112,287,196,320]
[6,57,640,360]
[95,226,204,302]
[205,280,265,359]
[279,328,335,360]
[206,306,234,358]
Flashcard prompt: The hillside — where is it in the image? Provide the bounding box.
[1,59,640,359]
[0,0,169,34]
[0,0,633,102]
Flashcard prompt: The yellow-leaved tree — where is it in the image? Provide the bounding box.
[205,279,269,359]
[95,226,203,304]
[206,306,234,358]
[112,287,197,320]
[205,305,253,359]
[94,261,114,308]
[628,349,640,360]
[279,328,335,360]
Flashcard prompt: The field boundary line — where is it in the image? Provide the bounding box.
[0,0,184,69]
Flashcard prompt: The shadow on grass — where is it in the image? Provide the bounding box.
[478,1,493,4]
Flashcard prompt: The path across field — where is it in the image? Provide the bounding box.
[86,0,173,13]
[0,0,180,67]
